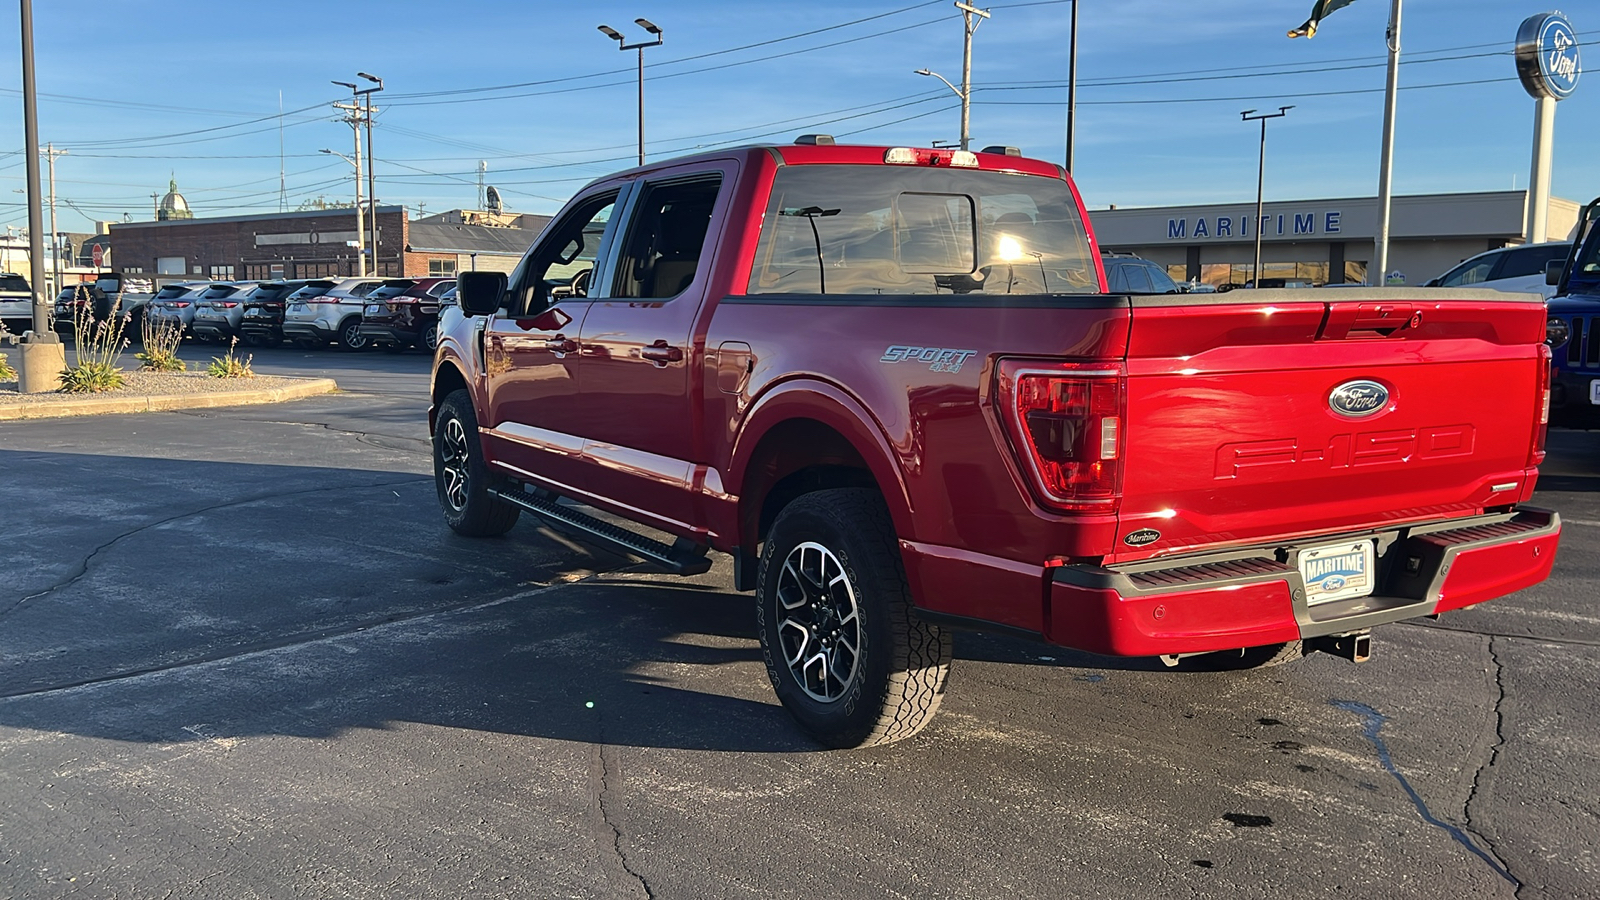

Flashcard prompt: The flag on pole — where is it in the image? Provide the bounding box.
[1288,0,1360,38]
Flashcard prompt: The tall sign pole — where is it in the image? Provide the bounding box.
[1242,107,1293,288]
[1516,12,1582,244]
[1065,0,1078,172]
[1372,0,1402,286]
[15,0,66,393]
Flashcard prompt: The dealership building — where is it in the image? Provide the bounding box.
[1088,190,1581,287]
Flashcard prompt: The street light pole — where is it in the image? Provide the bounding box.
[357,72,383,276]
[954,2,990,152]
[1241,106,1293,289]
[915,68,968,149]
[1065,0,1078,172]
[332,81,365,277]
[1373,0,1403,286]
[598,19,663,167]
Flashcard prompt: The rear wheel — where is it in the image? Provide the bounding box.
[433,389,520,537]
[757,488,951,748]
[422,322,439,353]
[337,318,369,352]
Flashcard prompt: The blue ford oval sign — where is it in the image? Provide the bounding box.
[1517,12,1582,101]
[1329,380,1390,418]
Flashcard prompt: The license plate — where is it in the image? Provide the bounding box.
[289,303,306,312]
[1590,380,1600,405]
[365,303,382,315]
[1298,540,1376,606]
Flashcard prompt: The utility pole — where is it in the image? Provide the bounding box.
[1373,0,1402,285]
[44,143,65,298]
[477,161,486,212]
[356,73,383,277]
[954,2,990,152]
[332,81,366,277]
[598,18,664,166]
[1242,107,1293,288]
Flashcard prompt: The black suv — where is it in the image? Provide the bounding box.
[1101,253,1180,293]
[236,280,310,347]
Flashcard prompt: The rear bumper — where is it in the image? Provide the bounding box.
[282,322,338,343]
[191,320,237,339]
[1550,369,1600,427]
[1044,508,1559,656]
[358,322,416,345]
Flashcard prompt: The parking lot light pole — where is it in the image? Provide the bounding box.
[357,72,382,276]
[598,19,663,167]
[914,68,968,150]
[332,81,365,277]
[1241,106,1292,289]
[15,0,64,393]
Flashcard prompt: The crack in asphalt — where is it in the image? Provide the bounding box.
[1331,699,1520,889]
[1400,620,1600,649]
[0,476,430,622]
[1461,636,1523,898]
[591,739,654,900]
[173,408,431,452]
[0,576,594,702]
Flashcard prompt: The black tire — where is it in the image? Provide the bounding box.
[433,389,520,537]
[421,322,439,353]
[756,488,951,748]
[1175,640,1306,672]
[336,318,369,352]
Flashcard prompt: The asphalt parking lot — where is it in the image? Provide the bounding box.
[2,346,1598,900]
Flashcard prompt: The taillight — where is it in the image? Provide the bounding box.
[997,359,1125,511]
[217,301,238,308]
[1530,343,1551,467]
[172,301,190,308]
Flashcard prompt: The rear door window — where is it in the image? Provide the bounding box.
[748,165,1096,296]
[1124,265,1154,293]
[613,176,723,299]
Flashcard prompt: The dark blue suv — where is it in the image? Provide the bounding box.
[1547,197,1600,428]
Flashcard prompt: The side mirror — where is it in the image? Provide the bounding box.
[1547,260,1566,286]
[457,270,507,316]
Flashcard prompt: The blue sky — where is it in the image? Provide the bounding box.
[1,0,1595,233]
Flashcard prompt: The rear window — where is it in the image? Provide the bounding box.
[249,283,297,302]
[368,281,418,300]
[201,285,241,299]
[0,274,28,293]
[748,165,1096,296]
[289,283,335,299]
[155,285,194,299]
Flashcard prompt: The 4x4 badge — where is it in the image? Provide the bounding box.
[880,345,978,374]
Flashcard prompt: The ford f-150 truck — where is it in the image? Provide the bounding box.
[429,139,1561,748]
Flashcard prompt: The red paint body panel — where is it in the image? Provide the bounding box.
[429,142,1560,657]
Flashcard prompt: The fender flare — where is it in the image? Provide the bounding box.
[728,377,915,542]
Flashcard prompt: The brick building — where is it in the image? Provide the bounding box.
[108,206,550,283]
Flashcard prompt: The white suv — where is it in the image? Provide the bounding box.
[0,272,32,334]
[281,276,385,350]
[1425,242,1571,299]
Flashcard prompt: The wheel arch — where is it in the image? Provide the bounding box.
[730,380,913,554]
[429,360,471,435]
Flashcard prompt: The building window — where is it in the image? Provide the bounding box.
[209,265,236,280]
[429,259,457,277]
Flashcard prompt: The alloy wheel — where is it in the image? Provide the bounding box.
[439,416,471,511]
[775,541,862,703]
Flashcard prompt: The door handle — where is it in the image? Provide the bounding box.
[640,342,683,364]
[544,336,578,353]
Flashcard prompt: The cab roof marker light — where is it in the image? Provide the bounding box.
[884,148,918,165]
[949,151,980,168]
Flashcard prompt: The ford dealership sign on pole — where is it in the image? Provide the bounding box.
[1516,12,1581,243]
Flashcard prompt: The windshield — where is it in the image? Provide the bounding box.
[0,274,31,293]
[748,165,1097,296]
[1572,223,1600,289]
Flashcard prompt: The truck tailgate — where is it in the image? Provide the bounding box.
[1113,288,1547,561]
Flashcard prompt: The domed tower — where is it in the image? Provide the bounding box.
[157,177,193,221]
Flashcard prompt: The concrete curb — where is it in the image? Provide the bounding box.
[0,377,339,421]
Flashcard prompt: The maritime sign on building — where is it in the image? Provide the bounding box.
[1167,211,1343,241]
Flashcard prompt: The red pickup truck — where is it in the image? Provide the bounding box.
[429,139,1560,748]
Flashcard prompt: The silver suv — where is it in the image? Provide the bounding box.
[281,276,386,350]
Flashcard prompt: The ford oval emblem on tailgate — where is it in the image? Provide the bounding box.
[1328,380,1390,418]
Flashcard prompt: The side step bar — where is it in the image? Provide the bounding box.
[489,486,712,576]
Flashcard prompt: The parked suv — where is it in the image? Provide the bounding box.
[1101,253,1180,293]
[145,282,210,337]
[1426,241,1571,300]
[190,282,263,343]
[282,275,385,350]
[358,276,456,352]
[0,272,31,334]
[236,280,310,347]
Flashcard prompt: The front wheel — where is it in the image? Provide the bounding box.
[757,488,951,748]
[433,389,520,537]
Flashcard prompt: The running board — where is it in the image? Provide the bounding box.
[489,486,712,576]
